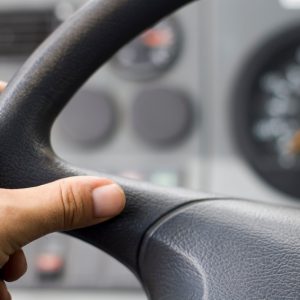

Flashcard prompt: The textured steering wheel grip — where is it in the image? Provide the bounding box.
[1,0,300,299]
[0,0,199,278]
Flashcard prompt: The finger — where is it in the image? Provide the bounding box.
[0,281,11,300]
[0,81,7,92]
[0,176,126,250]
[1,249,27,282]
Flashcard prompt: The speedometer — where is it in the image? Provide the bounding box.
[234,25,300,199]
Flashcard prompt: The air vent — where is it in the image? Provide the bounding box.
[0,10,58,58]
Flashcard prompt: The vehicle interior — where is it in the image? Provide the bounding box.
[2,0,300,299]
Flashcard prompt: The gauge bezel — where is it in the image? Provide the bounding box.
[110,17,183,82]
[233,22,300,199]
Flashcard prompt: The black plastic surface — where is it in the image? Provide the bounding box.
[1,0,300,299]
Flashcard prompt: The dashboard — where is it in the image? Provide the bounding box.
[0,0,300,299]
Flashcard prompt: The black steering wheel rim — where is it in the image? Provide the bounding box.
[1,0,300,299]
[0,0,200,281]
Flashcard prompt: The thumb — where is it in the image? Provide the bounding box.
[0,176,126,254]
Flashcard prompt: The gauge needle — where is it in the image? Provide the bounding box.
[142,29,173,48]
[289,130,300,154]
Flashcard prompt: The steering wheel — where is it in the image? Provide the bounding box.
[1,0,300,298]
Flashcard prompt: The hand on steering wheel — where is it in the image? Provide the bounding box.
[2,1,300,298]
[0,83,126,296]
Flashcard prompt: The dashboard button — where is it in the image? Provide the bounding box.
[36,253,64,280]
[149,171,180,187]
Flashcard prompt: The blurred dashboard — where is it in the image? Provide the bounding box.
[1,0,300,299]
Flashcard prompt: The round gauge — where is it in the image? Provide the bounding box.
[132,88,193,146]
[111,18,182,81]
[58,90,116,146]
[234,25,300,199]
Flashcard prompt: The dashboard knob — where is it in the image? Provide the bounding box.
[59,90,116,145]
[132,88,193,146]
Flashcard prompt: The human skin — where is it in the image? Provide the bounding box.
[0,81,126,300]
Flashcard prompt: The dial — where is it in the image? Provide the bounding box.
[234,25,300,198]
[132,88,193,146]
[111,18,182,81]
[252,70,300,168]
[58,90,116,145]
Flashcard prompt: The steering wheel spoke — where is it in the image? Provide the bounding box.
[0,0,300,298]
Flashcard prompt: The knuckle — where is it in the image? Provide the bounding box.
[58,179,86,229]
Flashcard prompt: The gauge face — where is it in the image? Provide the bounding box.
[111,18,181,81]
[250,51,300,169]
[234,25,300,199]
[132,88,193,146]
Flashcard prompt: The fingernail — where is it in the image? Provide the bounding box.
[92,184,125,218]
